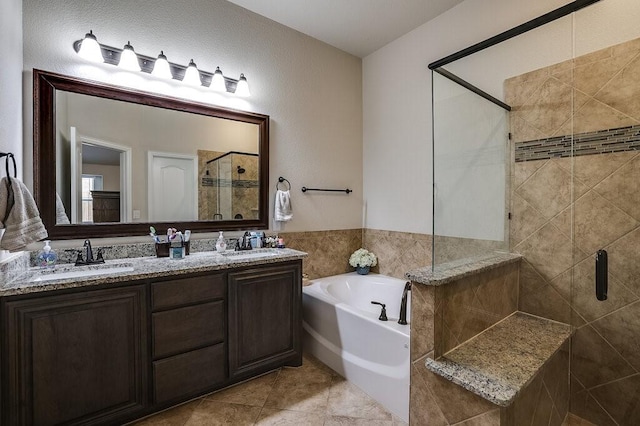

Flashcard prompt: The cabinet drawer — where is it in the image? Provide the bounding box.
[152,274,225,310]
[153,301,225,359]
[153,344,226,404]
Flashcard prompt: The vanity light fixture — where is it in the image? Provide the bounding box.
[211,67,226,92]
[118,41,141,72]
[151,51,172,79]
[182,59,202,86]
[73,30,251,96]
[235,73,251,97]
[77,30,104,63]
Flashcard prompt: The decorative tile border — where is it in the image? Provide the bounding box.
[515,125,640,162]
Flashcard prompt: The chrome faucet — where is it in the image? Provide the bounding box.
[398,282,411,325]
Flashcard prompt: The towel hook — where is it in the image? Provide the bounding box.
[276,176,291,191]
[1,152,16,178]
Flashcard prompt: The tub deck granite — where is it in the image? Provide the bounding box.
[425,312,571,407]
[406,252,522,286]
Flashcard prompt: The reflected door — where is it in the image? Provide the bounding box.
[148,152,197,222]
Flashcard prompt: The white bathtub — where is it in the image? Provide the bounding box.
[302,272,410,422]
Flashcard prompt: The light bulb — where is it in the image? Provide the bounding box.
[211,67,226,92]
[151,51,173,79]
[182,59,202,86]
[235,73,251,97]
[77,30,103,63]
[118,41,141,72]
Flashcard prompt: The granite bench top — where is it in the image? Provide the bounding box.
[0,248,307,297]
[425,312,571,407]
[406,252,522,286]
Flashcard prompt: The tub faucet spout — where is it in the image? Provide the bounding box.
[398,282,411,325]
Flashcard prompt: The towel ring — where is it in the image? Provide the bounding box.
[276,176,291,191]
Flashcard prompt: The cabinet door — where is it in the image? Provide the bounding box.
[2,285,148,426]
[228,262,302,379]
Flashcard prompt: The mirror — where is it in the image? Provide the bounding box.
[34,69,269,239]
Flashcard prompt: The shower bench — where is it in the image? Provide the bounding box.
[407,253,572,425]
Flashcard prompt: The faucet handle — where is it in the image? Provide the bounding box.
[371,301,388,321]
[95,248,104,262]
[74,251,85,266]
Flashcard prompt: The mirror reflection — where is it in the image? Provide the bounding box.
[54,91,259,225]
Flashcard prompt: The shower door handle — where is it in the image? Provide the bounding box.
[595,249,608,301]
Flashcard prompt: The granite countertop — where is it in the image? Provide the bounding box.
[425,312,571,407]
[406,252,522,286]
[1,248,307,297]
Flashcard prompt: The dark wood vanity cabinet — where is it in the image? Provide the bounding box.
[150,273,227,405]
[1,284,148,426]
[0,260,302,425]
[228,262,303,380]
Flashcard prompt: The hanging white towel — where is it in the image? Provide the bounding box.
[274,189,293,222]
[0,177,48,251]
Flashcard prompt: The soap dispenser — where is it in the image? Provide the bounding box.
[37,240,58,268]
[215,231,227,253]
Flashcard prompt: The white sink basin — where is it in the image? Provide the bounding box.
[30,264,135,283]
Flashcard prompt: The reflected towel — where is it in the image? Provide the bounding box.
[274,189,293,222]
[55,193,70,224]
[0,177,48,251]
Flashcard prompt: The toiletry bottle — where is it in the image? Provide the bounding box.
[216,231,227,252]
[37,240,58,268]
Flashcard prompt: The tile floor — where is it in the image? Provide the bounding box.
[133,354,407,426]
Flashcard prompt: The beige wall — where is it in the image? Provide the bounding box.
[363,0,640,235]
[22,0,362,248]
[0,0,22,172]
[82,164,120,192]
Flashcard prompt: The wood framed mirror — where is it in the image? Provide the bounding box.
[33,69,269,239]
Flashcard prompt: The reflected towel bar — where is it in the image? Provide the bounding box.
[302,187,352,194]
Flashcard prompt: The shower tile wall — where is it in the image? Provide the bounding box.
[506,37,640,426]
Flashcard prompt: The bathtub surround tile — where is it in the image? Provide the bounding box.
[410,283,435,362]
[363,229,432,280]
[455,409,501,426]
[436,263,519,355]
[280,229,362,280]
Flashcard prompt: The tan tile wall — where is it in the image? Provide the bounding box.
[363,229,432,280]
[279,229,362,279]
[411,353,501,425]
[434,263,519,357]
[503,341,570,426]
[507,36,640,425]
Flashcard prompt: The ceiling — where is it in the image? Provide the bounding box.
[226,0,465,58]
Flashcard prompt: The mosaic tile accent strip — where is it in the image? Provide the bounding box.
[515,125,640,162]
